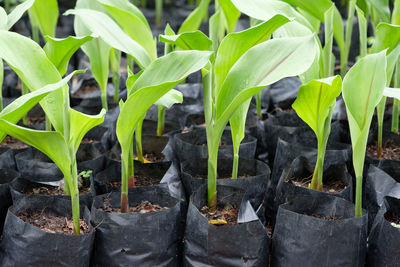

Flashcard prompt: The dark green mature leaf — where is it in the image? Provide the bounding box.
[159,31,212,51]
[97,0,157,61]
[0,30,64,133]
[28,0,58,37]
[44,35,94,76]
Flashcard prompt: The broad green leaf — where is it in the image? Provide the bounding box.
[214,14,291,94]
[209,10,223,51]
[292,76,342,138]
[343,51,386,209]
[367,0,390,25]
[44,35,94,76]
[117,50,212,149]
[322,5,335,77]
[0,30,64,133]
[159,31,212,51]
[97,0,157,62]
[216,35,317,121]
[0,7,6,30]
[218,0,241,33]
[154,89,183,108]
[70,108,106,153]
[356,6,368,58]
[0,70,83,142]
[72,0,110,105]
[66,8,151,69]
[0,119,70,178]
[28,0,58,37]
[178,0,211,34]
[384,87,400,99]
[370,23,400,54]
[7,0,35,30]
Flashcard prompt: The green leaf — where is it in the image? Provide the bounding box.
[0,7,7,30]
[66,8,151,69]
[292,76,342,139]
[356,6,368,58]
[367,0,390,25]
[178,0,211,34]
[0,70,83,142]
[97,0,157,62]
[7,0,35,30]
[28,0,58,37]
[70,108,106,153]
[0,119,70,178]
[0,30,64,133]
[218,0,241,33]
[343,51,386,178]
[370,23,400,54]
[154,89,183,108]
[159,31,212,51]
[44,35,94,76]
[384,87,400,99]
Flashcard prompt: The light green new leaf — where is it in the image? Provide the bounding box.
[343,51,386,177]
[218,0,241,33]
[7,0,35,30]
[367,0,390,25]
[292,76,342,138]
[384,87,400,99]
[44,35,94,76]
[28,0,58,37]
[0,7,6,30]
[0,30,64,133]
[70,108,106,153]
[178,0,211,34]
[370,23,400,54]
[97,0,157,62]
[154,89,183,108]
[356,6,368,58]
[159,31,212,51]
[0,70,83,142]
[0,119,70,178]
[66,8,151,69]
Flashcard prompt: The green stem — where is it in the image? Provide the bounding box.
[141,0,146,8]
[45,115,52,131]
[110,49,121,103]
[377,97,386,159]
[128,140,134,188]
[355,175,363,217]
[341,0,356,77]
[70,160,80,235]
[188,0,194,5]
[127,56,134,73]
[232,152,239,179]
[5,0,10,13]
[256,92,262,117]
[392,99,399,133]
[21,82,28,125]
[157,105,165,136]
[135,119,144,163]
[32,25,40,45]
[207,140,218,209]
[120,150,129,213]
[156,0,163,25]
[100,85,108,112]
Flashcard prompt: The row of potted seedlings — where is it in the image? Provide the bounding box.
[0,0,400,266]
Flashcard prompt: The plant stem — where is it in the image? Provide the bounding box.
[256,92,262,117]
[120,153,129,213]
[141,0,146,8]
[128,140,134,188]
[155,0,163,25]
[100,85,108,112]
[110,48,121,103]
[207,139,218,209]
[135,119,144,163]
[355,175,363,217]
[392,99,399,133]
[45,115,52,131]
[376,97,386,159]
[157,105,165,136]
[188,0,194,5]
[32,25,40,45]
[231,152,239,179]
[21,82,28,125]
[341,0,356,77]
[70,160,80,235]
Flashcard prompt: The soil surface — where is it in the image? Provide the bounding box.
[101,198,168,214]
[367,141,400,161]
[306,213,343,221]
[108,174,161,188]
[287,175,345,194]
[200,204,239,226]
[143,153,164,163]
[73,84,98,98]
[0,136,29,149]
[18,209,90,234]
[81,138,100,144]
[27,117,45,126]
[385,212,400,228]
[22,178,91,196]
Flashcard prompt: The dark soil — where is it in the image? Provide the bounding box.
[81,138,100,144]
[27,117,45,126]
[265,222,273,236]
[197,140,228,146]
[367,141,400,161]
[100,198,168,214]
[0,136,29,149]
[306,213,343,221]
[73,84,98,98]
[22,178,91,196]
[287,175,345,194]
[107,174,162,188]
[200,204,239,226]
[18,208,90,234]
[143,153,164,163]
[385,212,400,228]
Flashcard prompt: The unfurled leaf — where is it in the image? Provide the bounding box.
[7,0,35,30]
[28,0,58,37]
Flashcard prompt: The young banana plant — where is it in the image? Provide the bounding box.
[0,31,105,234]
